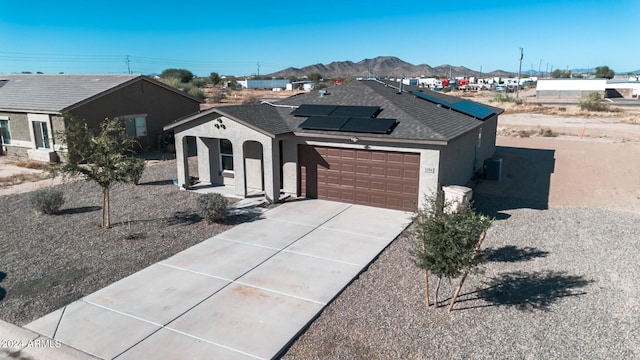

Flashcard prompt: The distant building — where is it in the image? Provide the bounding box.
[237,79,290,90]
[536,79,607,98]
[536,78,640,99]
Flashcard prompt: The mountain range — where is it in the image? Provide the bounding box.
[266,56,515,79]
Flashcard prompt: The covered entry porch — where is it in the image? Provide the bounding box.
[167,110,283,203]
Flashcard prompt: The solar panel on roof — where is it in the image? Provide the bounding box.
[340,117,397,134]
[412,91,454,107]
[330,105,380,118]
[449,100,495,120]
[290,104,337,117]
[299,116,350,130]
[413,91,495,120]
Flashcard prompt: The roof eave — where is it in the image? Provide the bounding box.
[164,107,278,139]
[0,108,61,114]
[293,131,448,146]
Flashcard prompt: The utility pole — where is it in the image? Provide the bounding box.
[516,48,523,98]
[538,59,542,77]
[546,63,549,78]
[125,55,131,74]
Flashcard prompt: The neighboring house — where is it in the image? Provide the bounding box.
[165,79,502,211]
[0,74,201,161]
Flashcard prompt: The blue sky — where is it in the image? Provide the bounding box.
[1,0,638,76]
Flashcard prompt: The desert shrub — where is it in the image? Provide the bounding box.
[491,93,523,105]
[242,95,261,104]
[187,87,205,100]
[537,128,556,137]
[580,92,610,112]
[209,92,227,103]
[14,160,50,170]
[196,193,229,223]
[158,77,205,100]
[30,188,65,215]
[190,77,210,88]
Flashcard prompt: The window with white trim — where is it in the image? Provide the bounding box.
[219,139,233,171]
[0,117,10,145]
[32,121,50,149]
[124,116,147,137]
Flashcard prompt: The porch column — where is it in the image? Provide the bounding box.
[175,135,190,189]
[232,140,246,197]
[196,137,221,185]
[263,140,281,203]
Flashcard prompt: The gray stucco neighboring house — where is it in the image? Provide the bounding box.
[165,79,502,211]
[0,74,201,162]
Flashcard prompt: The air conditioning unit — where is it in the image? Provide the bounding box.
[484,157,502,182]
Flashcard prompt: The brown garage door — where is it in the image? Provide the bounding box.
[298,145,420,211]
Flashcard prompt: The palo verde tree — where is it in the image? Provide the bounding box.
[53,114,144,228]
[410,190,493,310]
[594,65,615,79]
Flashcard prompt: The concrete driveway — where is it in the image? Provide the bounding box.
[25,199,412,359]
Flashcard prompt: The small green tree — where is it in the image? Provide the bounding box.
[160,68,194,83]
[209,72,222,86]
[410,191,493,309]
[594,66,615,79]
[551,69,572,78]
[53,115,143,228]
[308,72,322,83]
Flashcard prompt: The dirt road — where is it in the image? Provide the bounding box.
[482,136,640,214]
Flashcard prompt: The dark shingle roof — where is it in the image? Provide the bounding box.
[216,104,292,136]
[274,80,502,142]
[166,79,502,144]
[0,74,201,113]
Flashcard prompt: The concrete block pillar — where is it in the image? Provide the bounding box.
[442,185,473,213]
[232,140,245,197]
[196,137,221,185]
[263,140,281,203]
[281,140,298,195]
[175,135,190,189]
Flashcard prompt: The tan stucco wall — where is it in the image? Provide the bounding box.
[0,112,30,142]
[438,116,497,186]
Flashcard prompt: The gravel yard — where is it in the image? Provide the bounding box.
[281,199,640,359]
[0,159,251,325]
[282,133,640,359]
